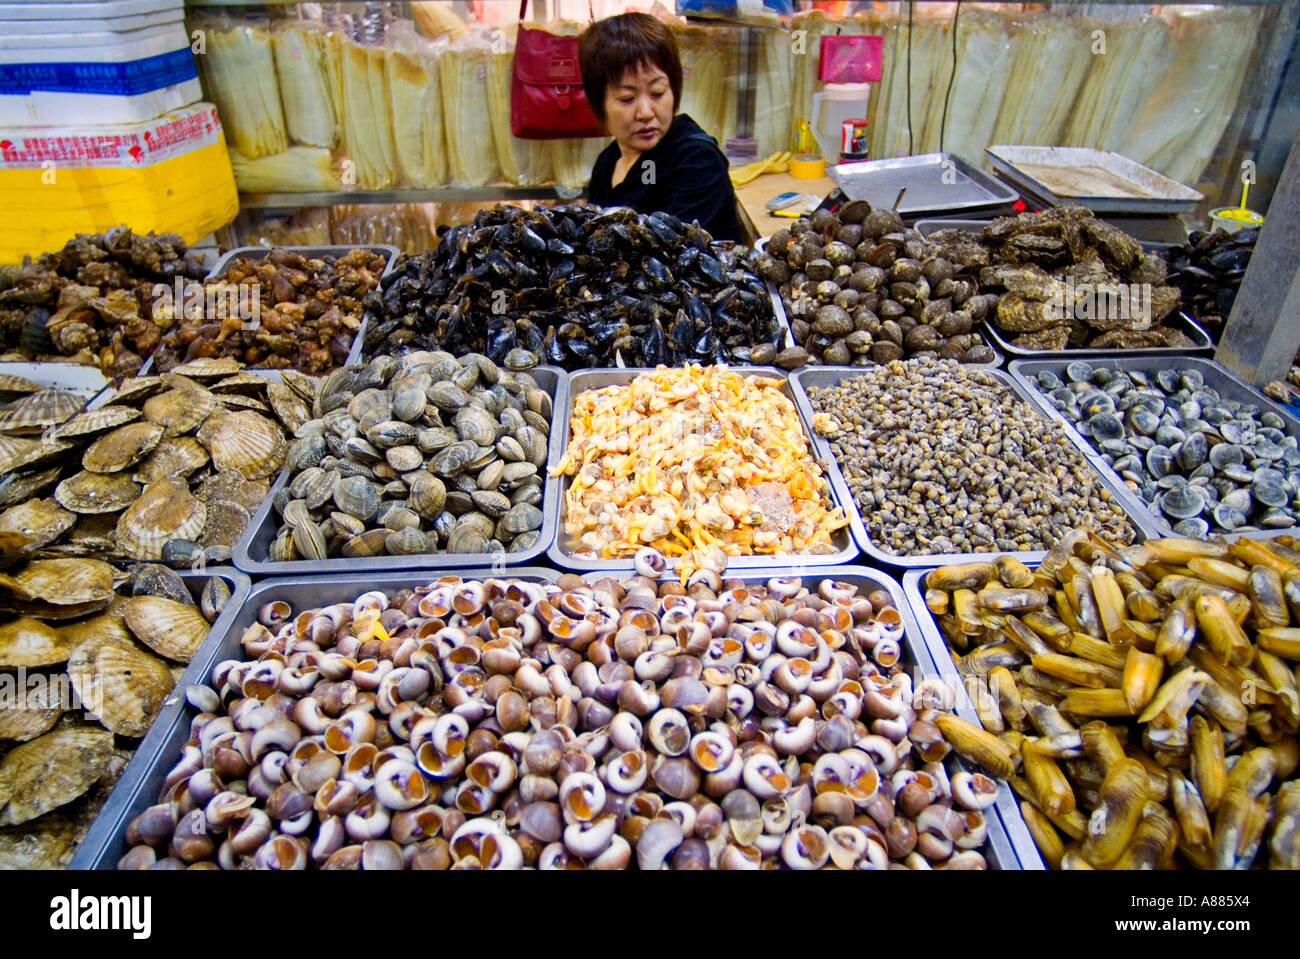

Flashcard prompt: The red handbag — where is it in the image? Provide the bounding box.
[511,0,602,140]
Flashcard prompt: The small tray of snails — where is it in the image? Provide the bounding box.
[233,355,565,575]
[84,566,1028,870]
[902,531,1300,870]
[1007,356,1300,543]
[0,562,250,870]
[547,365,859,576]
[789,360,1159,569]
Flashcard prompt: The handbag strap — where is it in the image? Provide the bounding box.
[518,0,596,23]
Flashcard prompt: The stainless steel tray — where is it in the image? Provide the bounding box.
[788,365,1159,569]
[829,153,1020,218]
[233,366,568,576]
[583,564,1027,870]
[981,312,1213,361]
[72,567,553,870]
[986,146,1204,214]
[546,366,860,573]
[1008,355,1300,541]
[900,568,1045,869]
[0,360,108,398]
[66,566,253,870]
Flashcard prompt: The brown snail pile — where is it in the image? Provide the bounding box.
[117,572,1011,870]
[754,200,997,369]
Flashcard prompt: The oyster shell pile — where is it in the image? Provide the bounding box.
[0,359,300,563]
[1159,227,1256,342]
[0,226,206,375]
[754,199,998,369]
[929,207,1189,352]
[0,559,230,868]
[363,204,779,370]
[266,351,549,562]
[1035,362,1300,536]
[149,247,391,375]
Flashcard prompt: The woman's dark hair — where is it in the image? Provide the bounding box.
[578,13,682,126]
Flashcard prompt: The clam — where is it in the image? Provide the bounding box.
[128,562,193,606]
[334,476,381,522]
[0,498,76,549]
[82,422,165,474]
[0,727,114,826]
[1159,485,1204,520]
[115,480,207,560]
[123,595,211,662]
[66,640,175,736]
[54,471,140,514]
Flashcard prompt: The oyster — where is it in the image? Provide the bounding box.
[54,471,140,514]
[122,595,210,663]
[66,642,174,736]
[0,498,76,549]
[115,479,206,560]
[0,727,113,826]
[197,409,286,479]
[82,421,164,474]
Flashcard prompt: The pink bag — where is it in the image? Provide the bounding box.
[818,34,883,84]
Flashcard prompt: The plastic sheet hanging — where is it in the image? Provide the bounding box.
[440,28,501,188]
[195,16,287,159]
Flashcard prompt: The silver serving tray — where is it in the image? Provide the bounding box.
[72,568,552,870]
[546,366,860,573]
[986,146,1204,214]
[788,365,1159,569]
[900,568,1046,869]
[829,153,1020,218]
[64,567,253,870]
[232,365,567,576]
[1008,355,1300,542]
[583,564,1027,870]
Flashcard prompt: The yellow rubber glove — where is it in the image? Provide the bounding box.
[729,151,791,186]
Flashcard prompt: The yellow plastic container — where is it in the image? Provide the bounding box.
[0,102,237,263]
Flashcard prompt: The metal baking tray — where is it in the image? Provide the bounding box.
[72,567,553,870]
[788,365,1159,569]
[752,236,1003,371]
[0,360,108,398]
[546,366,860,573]
[900,568,1045,869]
[986,146,1204,214]
[828,153,1020,219]
[233,366,567,576]
[65,566,252,870]
[981,312,1213,361]
[583,564,1028,870]
[1008,355,1300,542]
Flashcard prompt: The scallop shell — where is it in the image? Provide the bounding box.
[200,500,251,551]
[0,498,76,549]
[52,405,141,440]
[0,811,80,869]
[217,394,271,413]
[64,513,122,554]
[0,727,113,826]
[209,372,269,394]
[0,435,74,473]
[66,641,174,737]
[0,374,43,395]
[195,469,268,512]
[82,421,165,474]
[0,617,75,667]
[0,558,115,618]
[123,595,210,663]
[132,436,209,483]
[171,358,243,379]
[0,677,61,741]
[0,389,83,433]
[58,602,136,653]
[115,479,207,561]
[197,409,286,479]
[54,471,140,514]
[280,370,321,405]
[0,466,62,509]
[143,388,218,438]
[105,376,166,407]
[266,382,310,433]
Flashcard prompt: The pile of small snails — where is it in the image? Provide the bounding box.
[116,564,1010,870]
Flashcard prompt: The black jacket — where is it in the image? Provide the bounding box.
[587,114,743,243]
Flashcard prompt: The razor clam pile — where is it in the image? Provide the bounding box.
[149,247,391,375]
[363,204,780,370]
[755,200,999,369]
[1034,362,1300,536]
[0,358,300,564]
[266,352,549,562]
[806,359,1136,556]
[117,573,1012,870]
[0,558,232,868]
[1160,228,1256,341]
[920,531,1300,870]
[930,207,1190,352]
[0,226,207,375]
